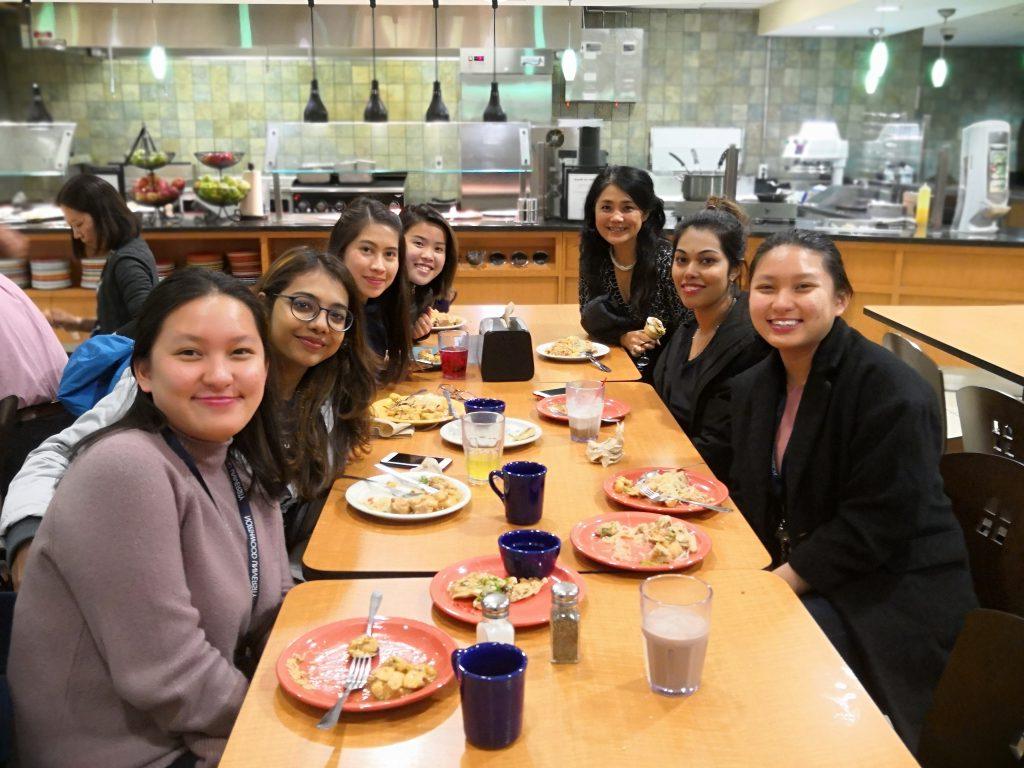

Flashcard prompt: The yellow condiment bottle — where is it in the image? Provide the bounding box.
[915,183,932,229]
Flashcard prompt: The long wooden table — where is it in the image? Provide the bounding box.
[219,571,918,768]
[303,380,770,578]
[427,304,642,383]
[864,303,1024,385]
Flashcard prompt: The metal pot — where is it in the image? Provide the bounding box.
[676,171,725,202]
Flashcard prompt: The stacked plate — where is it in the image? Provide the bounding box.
[0,258,29,288]
[30,258,72,290]
[156,257,175,281]
[226,250,260,284]
[186,251,224,271]
[80,256,107,290]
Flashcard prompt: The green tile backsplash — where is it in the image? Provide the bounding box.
[1,7,1020,203]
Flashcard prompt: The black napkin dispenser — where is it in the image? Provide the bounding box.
[479,317,535,382]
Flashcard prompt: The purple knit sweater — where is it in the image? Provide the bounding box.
[9,429,292,768]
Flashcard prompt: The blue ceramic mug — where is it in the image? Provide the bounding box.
[451,642,528,750]
[488,461,547,526]
[464,397,507,414]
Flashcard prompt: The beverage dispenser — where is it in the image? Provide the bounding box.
[952,120,1011,233]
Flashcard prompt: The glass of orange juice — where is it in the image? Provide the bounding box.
[462,411,505,485]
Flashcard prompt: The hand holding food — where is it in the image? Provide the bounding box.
[643,316,666,341]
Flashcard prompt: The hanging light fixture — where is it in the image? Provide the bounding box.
[561,0,578,83]
[303,0,328,122]
[424,0,449,121]
[148,0,167,81]
[482,0,506,122]
[364,0,388,122]
[930,8,955,88]
[868,27,888,77]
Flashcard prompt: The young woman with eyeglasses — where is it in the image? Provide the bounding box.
[1,249,376,587]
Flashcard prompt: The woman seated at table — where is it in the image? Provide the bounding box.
[728,229,976,749]
[328,198,411,384]
[9,269,294,768]
[401,204,458,341]
[48,173,158,337]
[652,197,770,480]
[578,166,687,375]
[1,249,375,585]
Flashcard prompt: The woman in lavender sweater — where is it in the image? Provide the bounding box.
[10,269,293,768]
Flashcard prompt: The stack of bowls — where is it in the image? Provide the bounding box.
[226,250,260,284]
[0,257,29,288]
[156,257,176,281]
[30,258,72,290]
[80,256,107,290]
[186,251,224,271]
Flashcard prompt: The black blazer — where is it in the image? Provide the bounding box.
[729,318,976,749]
[652,292,770,480]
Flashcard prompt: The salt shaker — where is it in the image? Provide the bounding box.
[550,581,580,663]
[476,592,515,645]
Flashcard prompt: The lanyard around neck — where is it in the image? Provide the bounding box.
[160,428,260,608]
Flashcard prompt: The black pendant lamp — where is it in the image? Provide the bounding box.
[27,83,53,123]
[482,0,506,122]
[303,0,328,122]
[424,0,449,122]
[363,0,388,122]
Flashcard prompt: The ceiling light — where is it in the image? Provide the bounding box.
[815,24,836,32]
[482,0,506,122]
[930,9,955,89]
[875,4,901,12]
[930,57,948,88]
[148,45,167,81]
[364,0,387,122]
[864,69,880,95]
[561,0,577,82]
[303,0,328,122]
[424,0,449,121]
[868,27,888,77]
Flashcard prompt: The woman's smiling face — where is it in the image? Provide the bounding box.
[404,221,446,287]
[341,222,400,300]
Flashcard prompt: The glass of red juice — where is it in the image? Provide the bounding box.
[440,330,469,380]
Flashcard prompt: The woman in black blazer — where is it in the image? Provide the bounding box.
[652,198,769,480]
[729,229,976,750]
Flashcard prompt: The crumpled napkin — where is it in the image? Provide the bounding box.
[586,421,625,467]
[371,418,414,438]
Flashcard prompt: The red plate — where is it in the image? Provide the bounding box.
[571,511,712,572]
[535,395,630,423]
[603,466,729,515]
[429,554,586,628]
[275,617,457,712]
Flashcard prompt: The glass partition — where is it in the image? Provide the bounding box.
[0,122,76,177]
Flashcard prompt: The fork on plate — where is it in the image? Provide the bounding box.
[316,591,382,729]
[636,476,731,514]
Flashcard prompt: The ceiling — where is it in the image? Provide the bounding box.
[758,0,1024,46]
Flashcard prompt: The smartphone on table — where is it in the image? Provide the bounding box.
[532,386,566,399]
[380,452,453,471]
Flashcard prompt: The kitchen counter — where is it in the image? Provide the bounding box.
[11,213,1024,247]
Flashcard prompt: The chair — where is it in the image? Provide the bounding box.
[882,333,947,451]
[940,452,1024,617]
[917,608,1024,768]
[956,385,1024,463]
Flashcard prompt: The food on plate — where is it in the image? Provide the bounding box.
[643,316,666,340]
[506,424,537,442]
[586,421,624,467]
[414,348,441,365]
[595,515,697,565]
[285,654,316,690]
[368,656,438,701]
[194,174,250,206]
[613,471,714,507]
[544,399,568,416]
[377,392,450,422]
[447,571,547,608]
[430,309,464,328]
[347,634,379,658]
[544,335,598,358]
[365,475,463,515]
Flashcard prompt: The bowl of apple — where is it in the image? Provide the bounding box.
[132,174,184,206]
[194,151,244,170]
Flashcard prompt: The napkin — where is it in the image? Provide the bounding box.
[586,421,625,467]
[371,418,414,438]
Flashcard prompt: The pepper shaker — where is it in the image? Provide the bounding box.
[550,581,580,664]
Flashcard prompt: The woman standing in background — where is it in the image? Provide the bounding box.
[578,166,687,375]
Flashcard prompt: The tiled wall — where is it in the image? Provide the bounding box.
[1,7,1020,203]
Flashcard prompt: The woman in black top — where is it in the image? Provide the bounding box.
[400,204,458,342]
[327,198,411,385]
[730,229,976,749]
[52,174,158,338]
[652,198,769,480]
[578,166,687,375]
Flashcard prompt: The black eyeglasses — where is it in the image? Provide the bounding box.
[276,293,353,332]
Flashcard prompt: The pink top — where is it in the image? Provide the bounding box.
[774,384,805,469]
[0,273,68,408]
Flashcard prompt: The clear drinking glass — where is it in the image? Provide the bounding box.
[565,380,605,443]
[440,330,468,380]
[639,574,712,696]
[462,411,505,485]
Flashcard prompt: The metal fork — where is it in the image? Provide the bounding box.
[316,591,383,730]
[636,477,731,514]
[394,388,429,405]
[338,474,418,498]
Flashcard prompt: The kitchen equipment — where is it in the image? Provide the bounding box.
[678,173,724,202]
[565,28,645,103]
[650,127,743,178]
[529,121,603,221]
[952,120,1011,233]
[479,313,534,382]
[460,48,554,123]
[781,121,848,190]
[460,122,530,213]
[288,170,406,213]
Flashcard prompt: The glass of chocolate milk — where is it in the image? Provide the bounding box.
[639,575,712,696]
